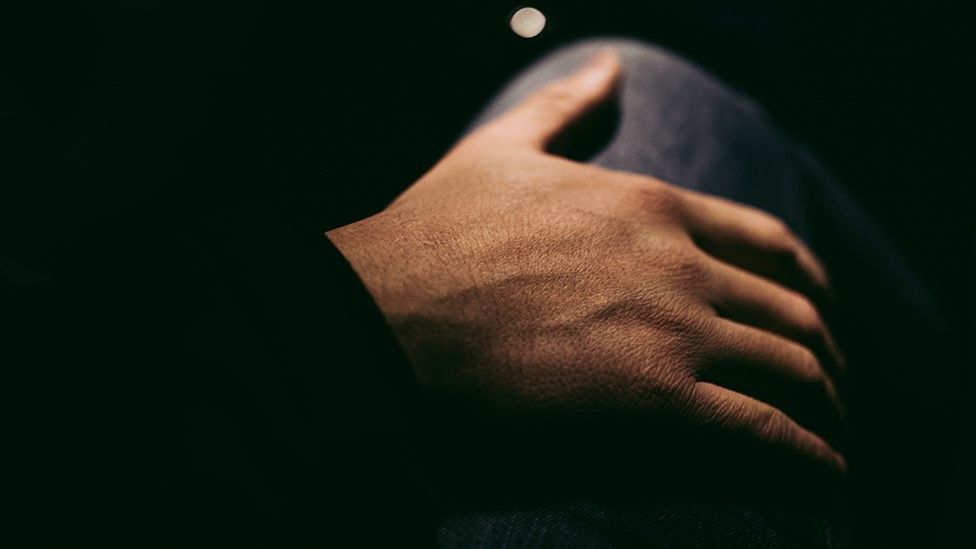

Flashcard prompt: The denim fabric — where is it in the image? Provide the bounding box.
[440,501,846,548]
[468,39,810,242]
[440,38,950,549]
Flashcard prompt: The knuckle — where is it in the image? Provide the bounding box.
[664,244,708,280]
[677,308,713,340]
[641,365,697,403]
[631,178,681,214]
[656,312,711,366]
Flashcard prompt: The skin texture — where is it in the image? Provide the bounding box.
[327,51,847,476]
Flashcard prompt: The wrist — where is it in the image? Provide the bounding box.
[326,209,443,324]
[326,213,395,308]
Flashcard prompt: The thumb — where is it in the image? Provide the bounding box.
[479,49,621,150]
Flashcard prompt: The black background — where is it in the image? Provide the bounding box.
[2,1,972,545]
[3,1,970,336]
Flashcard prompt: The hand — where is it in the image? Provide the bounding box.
[327,51,846,475]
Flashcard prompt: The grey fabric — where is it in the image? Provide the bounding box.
[441,37,953,548]
[442,38,854,549]
[469,38,809,240]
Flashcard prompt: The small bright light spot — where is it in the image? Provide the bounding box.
[510,7,546,38]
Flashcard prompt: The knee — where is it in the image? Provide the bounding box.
[471,36,772,143]
[546,37,769,123]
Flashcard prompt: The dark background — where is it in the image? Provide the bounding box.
[2,0,972,545]
[3,1,970,336]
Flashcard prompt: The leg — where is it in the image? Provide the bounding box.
[468,38,810,241]
[443,38,955,548]
[444,38,850,548]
